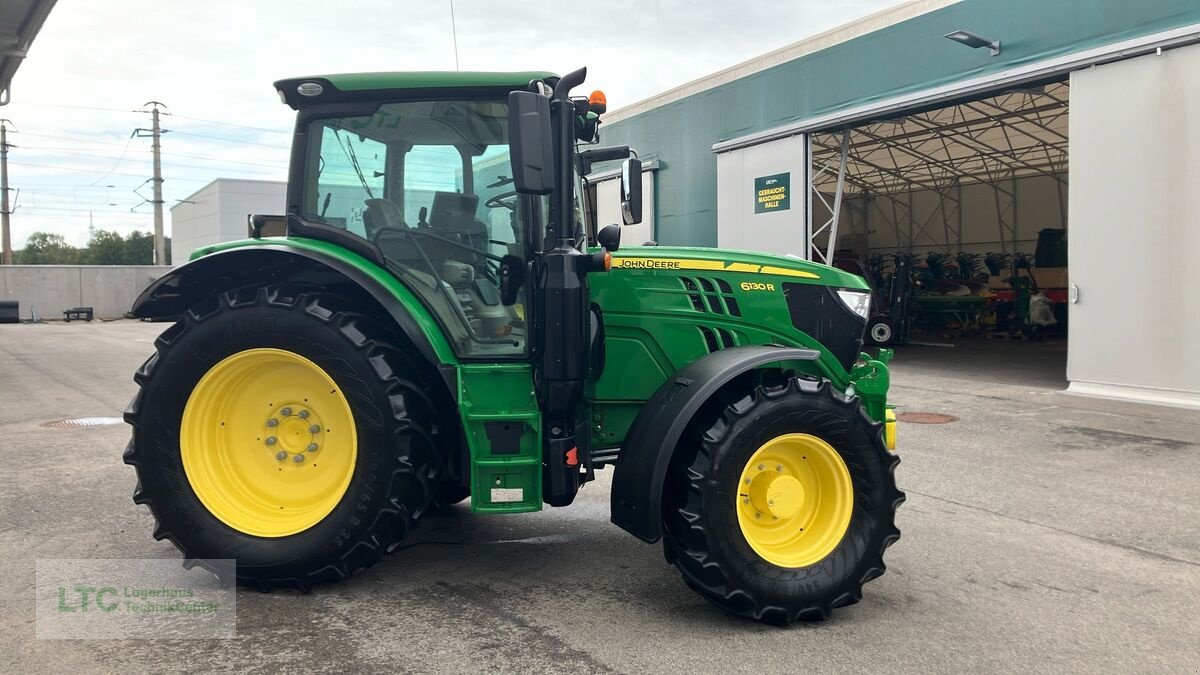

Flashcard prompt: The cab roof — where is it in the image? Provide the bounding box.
[274,71,556,109]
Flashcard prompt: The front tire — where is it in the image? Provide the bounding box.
[663,373,903,623]
[867,318,894,346]
[124,286,449,589]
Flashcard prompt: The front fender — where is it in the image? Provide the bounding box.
[609,345,821,543]
[130,241,457,369]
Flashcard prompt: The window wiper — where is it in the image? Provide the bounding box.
[334,128,374,199]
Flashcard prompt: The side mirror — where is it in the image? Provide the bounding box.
[620,158,643,225]
[596,224,621,252]
[498,254,526,305]
[507,91,554,195]
[575,111,600,143]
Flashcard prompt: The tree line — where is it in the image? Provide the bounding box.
[11,229,171,265]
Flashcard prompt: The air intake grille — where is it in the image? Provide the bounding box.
[697,325,738,352]
[680,277,741,316]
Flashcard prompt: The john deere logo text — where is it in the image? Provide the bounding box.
[611,258,681,270]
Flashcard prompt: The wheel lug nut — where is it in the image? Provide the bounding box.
[275,451,287,460]
[776,465,783,472]
[293,454,305,463]
[298,410,309,419]
[768,500,775,507]
[266,419,278,427]
[265,436,277,446]
[280,407,293,416]
[309,424,320,434]
[754,512,761,519]
[757,464,765,471]
[306,443,318,453]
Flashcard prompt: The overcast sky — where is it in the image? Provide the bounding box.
[3,0,905,248]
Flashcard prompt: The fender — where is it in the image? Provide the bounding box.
[609,345,821,543]
[130,242,457,375]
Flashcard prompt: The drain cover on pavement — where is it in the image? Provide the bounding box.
[895,412,958,424]
[42,417,124,428]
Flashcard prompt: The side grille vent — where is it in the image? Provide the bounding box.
[698,325,739,352]
[679,277,742,317]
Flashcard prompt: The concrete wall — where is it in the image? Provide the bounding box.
[1066,43,1200,409]
[0,266,172,320]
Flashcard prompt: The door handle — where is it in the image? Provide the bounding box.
[1069,284,1080,304]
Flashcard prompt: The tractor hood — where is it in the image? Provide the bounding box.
[609,246,869,290]
[594,245,872,376]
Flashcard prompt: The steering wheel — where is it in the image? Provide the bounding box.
[484,190,520,212]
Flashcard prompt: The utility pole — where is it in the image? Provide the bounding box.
[136,102,168,265]
[1,120,12,265]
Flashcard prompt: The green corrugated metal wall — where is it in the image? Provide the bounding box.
[599,0,1200,247]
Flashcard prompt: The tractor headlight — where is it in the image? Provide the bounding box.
[836,289,871,321]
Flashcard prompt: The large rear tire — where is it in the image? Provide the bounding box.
[663,373,903,623]
[124,286,451,589]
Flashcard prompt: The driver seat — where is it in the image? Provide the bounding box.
[363,198,405,238]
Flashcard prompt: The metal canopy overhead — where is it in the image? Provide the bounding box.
[0,0,58,105]
[811,81,1068,194]
[807,80,1069,262]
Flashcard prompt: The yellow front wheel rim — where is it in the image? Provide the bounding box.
[735,433,854,568]
[181,348,358,538]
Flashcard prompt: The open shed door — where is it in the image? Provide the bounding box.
[1067,43,1200,409]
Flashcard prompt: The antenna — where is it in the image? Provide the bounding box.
[449,0,460,72]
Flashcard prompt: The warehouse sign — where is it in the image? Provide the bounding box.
[754,172,790,213]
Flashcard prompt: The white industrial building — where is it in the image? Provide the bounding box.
[170,178,286,265]
[601,0,1200,409]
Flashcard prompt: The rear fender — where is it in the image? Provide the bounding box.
[609,345,822,542]
[131,243,458,382]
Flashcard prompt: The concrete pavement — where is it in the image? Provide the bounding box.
[1,321,1197,673]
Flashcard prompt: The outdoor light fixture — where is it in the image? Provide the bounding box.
[944,29,1001,56]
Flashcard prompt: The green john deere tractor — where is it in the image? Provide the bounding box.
[124,68,903,623]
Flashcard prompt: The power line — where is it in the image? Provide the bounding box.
[90,134,138,186]
[163,151,289,169]
[17,101,291,136]
[19,145,142,155]
[12,101,138,114]
[169,130,290,150]
[449,0,461,72]
[17,205,135,214]
[169,113,291,135]
[7,160,263,183]
[13,130,134,149]
[10,211,141,221]
[18,144,290,170]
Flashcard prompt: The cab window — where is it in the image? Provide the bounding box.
[302,100,534,358]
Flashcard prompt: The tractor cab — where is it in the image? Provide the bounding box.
[275,74,638,363]
[285,91,539,358]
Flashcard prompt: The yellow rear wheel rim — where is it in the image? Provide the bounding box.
[735,433,854,568]
[181,348,357,538]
